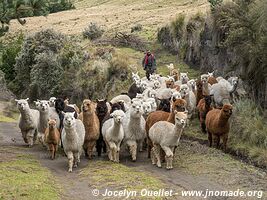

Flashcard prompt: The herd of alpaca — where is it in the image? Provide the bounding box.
[15,63,246,171]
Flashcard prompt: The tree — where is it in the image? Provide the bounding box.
[0,0,48,37]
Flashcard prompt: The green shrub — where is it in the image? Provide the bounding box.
[170,15,185,40]
[0,33,24,83]
[48,0,75,13]
[83,22,104,40]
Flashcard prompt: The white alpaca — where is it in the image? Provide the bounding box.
[49,97,56,107]
[102,110,125,162]
[180,72,189,84]
[16,98,39,147]
[149,111,187,169]
[123,100,146,161]
[62,112,85,172]
[180,84,196,121]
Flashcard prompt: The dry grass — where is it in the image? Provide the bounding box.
[8,0,209,37]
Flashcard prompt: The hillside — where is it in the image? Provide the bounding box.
[9,0,209,36]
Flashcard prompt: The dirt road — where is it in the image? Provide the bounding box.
[0,121,266,200]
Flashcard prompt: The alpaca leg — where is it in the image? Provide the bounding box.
[153,144,162,168]
[48,144,54,160]
[27,129,35,147]
[139,139,144,152]
[127,140,137,161]
[147,138,152,158]
[201,121,207,133]
[21,131,28,144]
[33,129,38,144]
[103,141,107,153]
[222,134,228,152]
[67,152,74,172]
[53,144,57,159]
[96,138,103,157]
[73,153,79,168]
[109,142,116,162]
[162,146,174,169]
[115,142,122,162]
[208,131,212,147]
[151,147,156,165]
[87,140,96,159]
[215,135,220,149]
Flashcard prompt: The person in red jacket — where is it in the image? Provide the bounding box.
[142,50,156,80]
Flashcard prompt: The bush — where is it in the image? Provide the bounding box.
[83,22,104,40]
[48,0,75,13]
[170,15,185,40]
[131,24,143,33]
[0,33,24,83]
[13,29,84,99]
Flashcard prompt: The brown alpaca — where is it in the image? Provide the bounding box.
[208,76,218,85]
[197,95,213,133]
[165,80,180,91]
[196,80,204,106]
[146,99,187,158]
[44,119,60,160]
[79,99,100,159]
[171,69,180,81]
[205,104,233,151]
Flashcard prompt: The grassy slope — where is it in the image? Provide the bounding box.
[0,147,60,200]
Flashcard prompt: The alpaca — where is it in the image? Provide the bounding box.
[62,112,85,172]
[102,110,126,162]
[146,99,187,158]
[123,100,146,161]
[196,80,204,106]
[208,76,218,85]
[170,69,180,81]
[166,63,174,75]
[79,99,100,159]
[180,72,189,84]
[205,104,233,151]
[36,100,60,146]
[128,82,142,99]
[110,95,131,110]
[44,118,60,159]
[180,84,196,121]
[149,111,187,169]
[49,97,57,107]
[16,99,39,147]
[95,99,109,156]
[197,95,213,133]
[157,98,171,112]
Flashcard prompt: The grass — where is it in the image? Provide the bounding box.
[80,160,165,198]
[0,152,60,200]
[174,141,267,192]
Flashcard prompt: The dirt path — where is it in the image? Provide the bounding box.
[0,122,266,200]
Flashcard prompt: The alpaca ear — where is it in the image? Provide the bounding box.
[62,111,65,116]
[104,99,107,103]
[174,110,178,114]
[15,99,18,102]
[72,112,76,117]
[96,99,99,103]
[109,102,113,106]
[110,113,114,117]
[25,98,29,101]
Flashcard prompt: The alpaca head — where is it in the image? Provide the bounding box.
[148,88,157,98]
[165,80,175,88]
[49,97,56,107]
[157,98,171,112]
[142,102,152,115]
[132,72,139,82]
[221,104,233,118]
[204,95,212,107]
[110,101,126,113]
[48,118,57,129]
[34,100,41,110]
[140,81,148,91]
[174,110,187,128]
[201,74,209,83]
[171,69,179,76]
[135,79,142,88]
[39,100,50,113]
[153,80,161,89]
[110,110,126,124]
[146,98,157,111]
[208,71,214,77]
[136,93,144,100]
[130,100,143,117]
[180,72,189,84]
[229,76,239,87]
[55,98,65,112]
[172,91,182,102]
[96,99,108,116]
[179,84,190,98]
[15,98,30,111]
[167,63,174,70]
[196,80,203,91]
[187,79,197,91]
[63,112,76,128]
[81,99,94,113]
[172,99,187,112]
